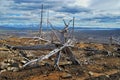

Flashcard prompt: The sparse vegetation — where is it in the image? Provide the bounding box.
[0,30,120,80]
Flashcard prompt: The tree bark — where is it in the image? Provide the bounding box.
[63,47,80,65]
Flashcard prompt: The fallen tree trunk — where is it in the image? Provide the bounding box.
[4,44,56,50]
[20,37,50,42]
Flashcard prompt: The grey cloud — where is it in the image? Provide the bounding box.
[55,6,91,14]
[82,15,120,23]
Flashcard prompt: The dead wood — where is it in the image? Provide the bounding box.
[4,44,56,50]
[63,47,80,65]
[22,40,71,68]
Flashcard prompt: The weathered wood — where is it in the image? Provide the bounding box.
[4,44,56,50]
[19,51,30,61]
[60,19,72,44]
[72,17,75,39]
[54,51,61,70]
[1,13,80,70]
[22,41,70,68]
[109,36,113,45]
[33,37,50,42]
[48,21,61,42]
[47,9,49,29]
[60,31,65,44]
[63,47,80,65]
[39,4,44,38]
[63,19,72,31]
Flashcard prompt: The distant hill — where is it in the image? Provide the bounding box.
[71,27,120,30]
[0,26,38,31]
[0,26,120,31]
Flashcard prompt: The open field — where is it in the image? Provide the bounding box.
[0,29,120,80]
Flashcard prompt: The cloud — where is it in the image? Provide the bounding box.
[0,0,120,28]
[13,0,44,3]
[55,6,91,14]
[90,0,120,11]
[74,0,91,7]
[82,15,120,23]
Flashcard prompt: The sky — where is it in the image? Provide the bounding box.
[0,0,120,28]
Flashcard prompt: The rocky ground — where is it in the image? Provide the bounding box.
[0,37,120,80]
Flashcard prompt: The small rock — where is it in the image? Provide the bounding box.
[43,74,48,77]
[105,75,109,78]
[27,53,35,57]
[0,62,10,69]
[65,69,69,73]
[40,61,46,66]
[51,58,54,61]
[0,69,6,74]
[10,59,15,63]
[21,60,27,64]
[61,73,72,79]
[7,67,12,71]
[7,59,11,62]
[19,64,23,68]
[113,47,118,51]
[88,71,94,76]
[11,67,19,72]
[59,61,72,65]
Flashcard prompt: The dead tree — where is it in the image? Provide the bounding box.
[22,39,73,68]
[109,36,113,45]
[3,17,80,70]
[51,19,79,69]
[4,40,79,70]
[39,4,43,38]
[3,8,80,70]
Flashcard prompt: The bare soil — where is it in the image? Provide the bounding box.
[0,37,120,80]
